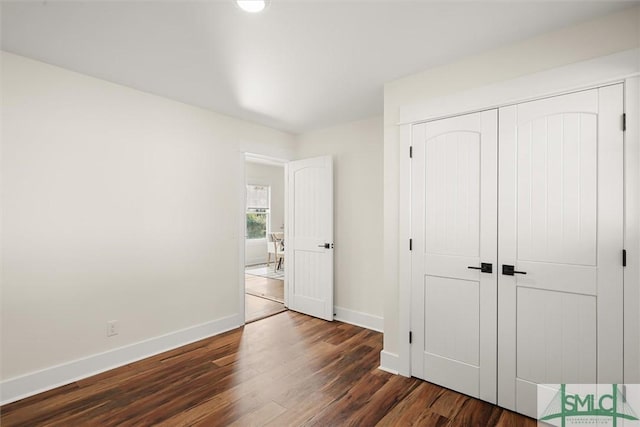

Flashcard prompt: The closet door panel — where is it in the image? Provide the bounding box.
[498,86,624,417]
[516,111,597,266]
[411,109,498,403]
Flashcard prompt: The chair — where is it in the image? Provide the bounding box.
[267,232,285,271]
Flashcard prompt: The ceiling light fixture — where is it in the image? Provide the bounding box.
[236,0,268,13]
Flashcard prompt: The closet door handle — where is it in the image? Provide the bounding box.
[502,265,527,276]
[467,263,492,273]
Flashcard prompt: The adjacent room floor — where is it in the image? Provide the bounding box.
[245,264,286,323]
[0,311,535,426]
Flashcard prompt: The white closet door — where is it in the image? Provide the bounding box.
[411,110,498,403]
[285,156,334,321]
[498,85,624,417]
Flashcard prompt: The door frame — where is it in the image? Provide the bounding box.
[238,152,289,324]
[394,48,640,385]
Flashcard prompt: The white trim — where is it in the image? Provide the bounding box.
[625,76,640,384]
[379,350,400,375]
[239,152,247,324]
[399,48,640,125]
[396,49,640,381]
[245,153,287,167]
[0,314,243,405]
[333,306,383,332]
[284,161,290,308]
[397,123,412,377]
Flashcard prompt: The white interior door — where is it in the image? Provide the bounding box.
[410,110,498,403]
[497,85,624,417]
[285,156,334,321]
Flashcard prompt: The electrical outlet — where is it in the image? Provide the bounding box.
[107,320,118,337]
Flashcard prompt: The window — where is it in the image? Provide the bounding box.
[246,184,270,239]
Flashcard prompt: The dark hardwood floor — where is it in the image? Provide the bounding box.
[0,311,535,426]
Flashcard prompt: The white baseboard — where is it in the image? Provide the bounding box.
[333,306,383,333]
[379,350,400,375]
[0,313,243,405]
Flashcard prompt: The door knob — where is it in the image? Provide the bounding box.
[317,243,334,249]
[502,265,526,276]
[467,262,492,273]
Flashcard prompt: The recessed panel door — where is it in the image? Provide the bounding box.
[411,110,498,403]
[285,156,334,321]
[497,86,624,417]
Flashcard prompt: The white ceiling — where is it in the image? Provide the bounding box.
[1,1,636,134]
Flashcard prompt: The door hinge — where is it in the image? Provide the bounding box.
[623,113,627,131]
[409,239,413,251]
[409,146,413,158]
[409,331,413,344]
[623,249,627,267]
[622,385,628,402]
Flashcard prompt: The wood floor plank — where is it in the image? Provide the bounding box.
[493,408,538,427]
[429,387,471,420]
[302,366,388,426]
[227,400,287,427]
[0,311,536,426]
[449,396,503,427]
[342,372,420,426]
[376,380,448,426]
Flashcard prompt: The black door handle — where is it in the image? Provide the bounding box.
[467,263,492,273]
[502,265,526,276]
[317,243,334,249]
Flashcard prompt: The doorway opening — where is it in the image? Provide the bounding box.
[244,153,287,323]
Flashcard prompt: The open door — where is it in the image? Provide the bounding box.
[285,156,334,321]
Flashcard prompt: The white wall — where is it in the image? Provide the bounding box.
[244,161,284,266]
[0,52,295,383]
[295,116,384,323]
[382,6,640,361]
